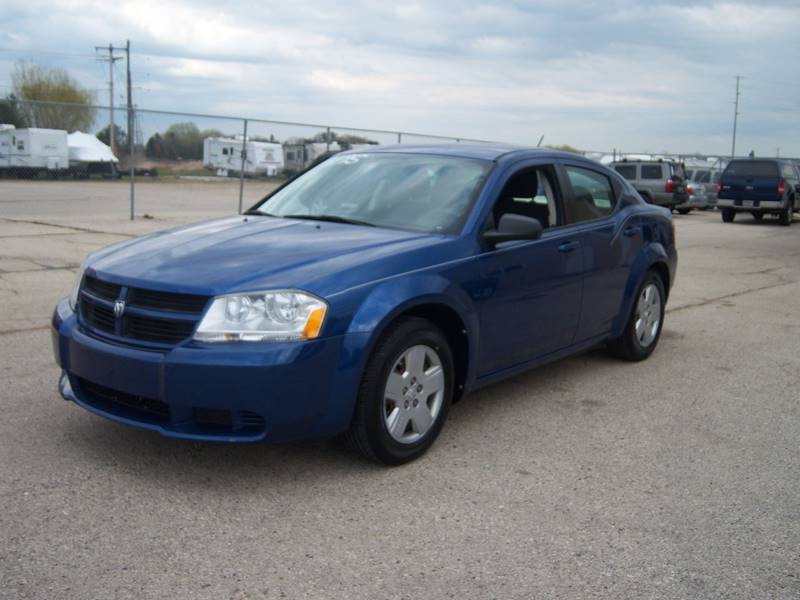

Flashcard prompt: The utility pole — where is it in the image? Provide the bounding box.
[95,43,125,156]
[731,75,741,159]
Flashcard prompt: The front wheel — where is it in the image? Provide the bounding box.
[345,317,454,465]
[608,272,665,362]
[721,208,735,223]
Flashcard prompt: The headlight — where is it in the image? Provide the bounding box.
[194,290,328,342]
[68,262,88,311]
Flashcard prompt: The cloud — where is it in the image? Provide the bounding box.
[0,0,797,155]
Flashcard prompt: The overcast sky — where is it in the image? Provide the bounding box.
[1,0,799,155]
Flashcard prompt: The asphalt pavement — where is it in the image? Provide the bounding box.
[1,180,798,599]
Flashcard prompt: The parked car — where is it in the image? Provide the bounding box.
[610,159,689,210]
[717,158,800,225]
[675,180,710,214]
[686,168,721,207]
[52,145,678,464]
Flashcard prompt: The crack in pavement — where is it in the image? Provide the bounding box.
[667,278,799,314]
[0,218,135,238]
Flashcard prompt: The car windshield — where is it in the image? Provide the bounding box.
[251,153,491,233]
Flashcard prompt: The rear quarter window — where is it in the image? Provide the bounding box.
[640,165,663,179]
[724,161,779,178]
[613,165,637,180]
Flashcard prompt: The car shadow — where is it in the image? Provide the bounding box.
[60,346,627,487]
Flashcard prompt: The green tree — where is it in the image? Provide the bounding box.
[0,95,28,127]
[145,123,223,160]
[12,62,95,131]
[96,125,128,153]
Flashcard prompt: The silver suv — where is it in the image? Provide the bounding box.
[610,160,690,209]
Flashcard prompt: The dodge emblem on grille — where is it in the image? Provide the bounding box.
[113,300,126,317]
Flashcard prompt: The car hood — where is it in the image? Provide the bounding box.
[87,216,451,297]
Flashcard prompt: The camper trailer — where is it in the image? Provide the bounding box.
[0,128,69,176]
[203,137,284,177]
[283,142,342,174]
[67,132,119,177]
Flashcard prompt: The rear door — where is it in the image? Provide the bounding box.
[557,162,643,342]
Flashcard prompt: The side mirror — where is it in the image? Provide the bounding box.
[482,214,543,247]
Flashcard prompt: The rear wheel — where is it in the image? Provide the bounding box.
[345,317,454,465]
[779,199,793,226]
[608,272,665,362]
[721,208,735,223]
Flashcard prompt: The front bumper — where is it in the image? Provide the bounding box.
[717,199,784,211]
[52,299,367,442]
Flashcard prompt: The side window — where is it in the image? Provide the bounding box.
[563,166,617,223]
[492,167,561,229]
[640,165,662,179]
[614,164,637,180]
[781,164,797,180]
[222,148,229,155]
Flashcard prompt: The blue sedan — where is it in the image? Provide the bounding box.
[52,145,677,464]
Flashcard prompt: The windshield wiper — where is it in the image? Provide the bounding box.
[280,214,376,227]
[242,209,275,216]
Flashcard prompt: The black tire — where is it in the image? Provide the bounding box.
[721,208,735,223]
[677,208,691,215]
[345,317,454,465]
[779,199,793,226]
[607,271,666,362]
[751,212,764,221]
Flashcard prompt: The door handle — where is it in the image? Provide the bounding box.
[558,241,579,253]
[623,226,640,237]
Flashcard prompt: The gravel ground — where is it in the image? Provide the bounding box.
[1,180,798,599]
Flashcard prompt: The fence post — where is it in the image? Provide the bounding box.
[397,132,402,144]
[326,127,331,151]
[238,119,248,214]
[129,107,135,221]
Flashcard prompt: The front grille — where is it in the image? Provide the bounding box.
[127,288,208,314]
[78,275,210,347]
[239,411,267,431]
[123,314,197,345]
[77,377,169,424]
[75,377,267,437]
[80,299,116,334]
[83,275,121,301]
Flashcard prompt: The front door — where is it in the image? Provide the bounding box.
[476,164,583,376]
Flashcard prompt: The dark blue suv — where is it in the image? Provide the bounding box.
[717,158,800,225]
[52,145,677,464]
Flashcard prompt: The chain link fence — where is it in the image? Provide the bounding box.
[0,99,497,221]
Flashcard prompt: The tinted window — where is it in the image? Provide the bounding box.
[640,165,663,179]
[693,170,711,183]
[564,166,616,223]
[256,153,491,233]
[724,160,779,177]
[614,165,637,180]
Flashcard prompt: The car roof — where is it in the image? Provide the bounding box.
[343,143,588,163]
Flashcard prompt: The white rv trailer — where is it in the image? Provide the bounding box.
[0,128,69,175]
[67,131,119,177]
[203,137,284,176]
[283,142,342,173]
